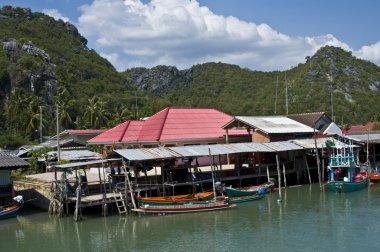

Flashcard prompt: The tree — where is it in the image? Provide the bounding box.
[82,96,109,128]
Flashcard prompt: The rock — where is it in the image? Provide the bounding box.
[21,41,51,62]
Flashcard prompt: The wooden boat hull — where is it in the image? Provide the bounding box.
[0,204,19,220]
[137,192,214,206]
[225,182,274,197]
[132,202,236,214]
[228,194,265,204]
[369,172,380,183]
[327,180,367,193]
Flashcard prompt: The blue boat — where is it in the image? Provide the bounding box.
[0,204,20,220]
[327,141,368,193]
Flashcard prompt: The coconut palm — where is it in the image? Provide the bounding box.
[83,96,109,128]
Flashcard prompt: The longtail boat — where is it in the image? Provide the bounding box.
[0,204,20,220]
[132,201,236,214]
[225,181,275,197]
[137,192,214,206]
[227,194,265,204]
[327,141,367,193]
[369,171,380,183]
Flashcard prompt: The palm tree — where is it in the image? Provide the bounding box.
[55,86,74,129]
[4,88,30,133]
[83,96,109,128]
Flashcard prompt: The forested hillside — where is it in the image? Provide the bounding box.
[1,6,380,148]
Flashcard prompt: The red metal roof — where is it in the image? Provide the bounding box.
[88,121,144,143]
[87,107,247,144]
[347,122,375,133]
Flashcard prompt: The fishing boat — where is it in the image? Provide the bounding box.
[0,195,25,220]
[327,142,367,193]
[137,192,214,206]
[225,180,275,197]
[0,204,20,220]
[369,169,380,183]
[227,194,265,204]
[132,201,236,214]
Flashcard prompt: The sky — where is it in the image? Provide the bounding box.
[1,0,380,72]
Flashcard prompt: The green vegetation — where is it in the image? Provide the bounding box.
[1,6,380,149]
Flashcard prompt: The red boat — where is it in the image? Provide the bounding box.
[369,171,380,183]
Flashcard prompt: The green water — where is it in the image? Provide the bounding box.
[1,183,380,252]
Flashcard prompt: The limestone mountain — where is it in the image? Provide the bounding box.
[1,5,380,147]
[125,46,380,126]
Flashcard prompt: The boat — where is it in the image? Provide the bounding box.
[137,192,215,206]
[369,169,380,183]
[225,180,275,197]
[227,194,265,204]
[327,141,367,193]
[0,204,20,220]
[132,201,236,214]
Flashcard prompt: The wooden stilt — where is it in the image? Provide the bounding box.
[282,163,287,187]
[304,153,312,184]
[276,154,282,202]
[266,165,270,182]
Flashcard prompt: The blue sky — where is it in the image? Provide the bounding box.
[1,0,380,71]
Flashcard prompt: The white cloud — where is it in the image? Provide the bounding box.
[77,0,378,71]
[355,41,380,64]
[43,9,70,23]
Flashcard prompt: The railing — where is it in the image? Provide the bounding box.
[329,154,355,166]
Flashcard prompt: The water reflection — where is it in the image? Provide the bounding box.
[2,184,380,251]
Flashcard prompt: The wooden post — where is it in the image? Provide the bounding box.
[303,153,312,184]
[154,166,160,196]
[237,154,242,187]
[276,154,282,201]
[225,129,230,164]
[314,126,322,188]
[266,164,270,182]
[282,163,287,187]
[208,148,217,201]
[122,159,137,210]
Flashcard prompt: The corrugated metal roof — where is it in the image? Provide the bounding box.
[48,149,102,161]
[113,138,353,161]
[115,147,178,161]
[231,116,315,134]
[0,152,29,169]
[263,141,304,152]
[88,107,247,144]
[346,132,380,143]
[55,159,121,169]
[291,138,354,149]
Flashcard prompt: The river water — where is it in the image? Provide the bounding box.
[1,183,380,252]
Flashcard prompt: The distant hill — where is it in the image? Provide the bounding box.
[1,6,380,147]
[125,46,380,125]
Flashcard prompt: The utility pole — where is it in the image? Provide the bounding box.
[126,91,138,119]
[285,74,288,115]
[274,76,278,114]
[56,104,60,163]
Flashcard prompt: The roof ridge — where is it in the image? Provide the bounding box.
[119,121,131,142]
[157,107,171,141]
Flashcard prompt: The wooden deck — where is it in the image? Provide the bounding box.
[68,193,120,207]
